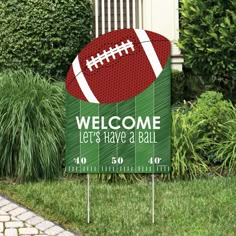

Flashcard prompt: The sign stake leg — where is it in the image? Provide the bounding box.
[87,173,90,224]
[152,173,155,224]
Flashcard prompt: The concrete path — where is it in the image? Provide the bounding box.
[0,196,77,236]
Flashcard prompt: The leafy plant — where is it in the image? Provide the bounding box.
[207,102,236,173]
[171,107,209,179]
[191,91,233,135]
[171,70,185,104]
[190,91,235,162]
[179,0,236,95]
[0,0,93,79]
[171,91,236,178]
[213,123,236,174]
[0,70,65,181]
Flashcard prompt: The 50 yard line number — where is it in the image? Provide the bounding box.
[111,157,124,164]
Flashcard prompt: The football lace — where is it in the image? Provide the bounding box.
[86,40,135,72]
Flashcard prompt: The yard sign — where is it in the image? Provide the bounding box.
[65,29,171,174]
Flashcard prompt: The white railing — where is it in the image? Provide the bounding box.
[94,0,183,70]
[95,0,143,37]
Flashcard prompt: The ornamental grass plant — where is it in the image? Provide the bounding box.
[0,70,65,181]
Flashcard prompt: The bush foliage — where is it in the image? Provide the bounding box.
[172,107,209,179]
[0,71,65,181]
[0,0,93,79]
[172,91,236,179]
[179,0,236,84]
[171,70,185,104]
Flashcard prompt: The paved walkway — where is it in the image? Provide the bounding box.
[0,196,77,236]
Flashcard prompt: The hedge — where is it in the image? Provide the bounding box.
[179,0,236,83]
[0,0,93,79]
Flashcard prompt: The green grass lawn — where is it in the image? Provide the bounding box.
[0,176,236,236]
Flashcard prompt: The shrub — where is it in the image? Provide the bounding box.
[0,70,65,181]
[171,91,236,178]
[191,91,233,135]
[171,70,185,104]
[195,94,236,173]
[171,70,207,104]
[171,107,209,179]
[179,0,236,88]
[190,91,236,163]
[212,114,236,174]
[0,0,93,79]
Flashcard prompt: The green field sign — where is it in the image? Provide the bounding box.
[65,57,171,174]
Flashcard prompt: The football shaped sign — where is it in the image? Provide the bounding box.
[65,29,171,174]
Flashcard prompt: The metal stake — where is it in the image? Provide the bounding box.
[87,174,90,223]
[152,173,155,224]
